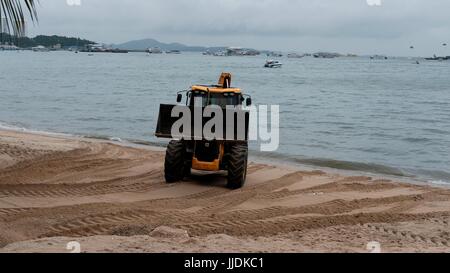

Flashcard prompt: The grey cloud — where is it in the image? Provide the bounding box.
[26,0,450,55]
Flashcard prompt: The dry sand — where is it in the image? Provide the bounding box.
[0,129,449,253]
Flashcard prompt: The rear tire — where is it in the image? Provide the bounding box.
[227,143,248,189]
[164,140,186,183]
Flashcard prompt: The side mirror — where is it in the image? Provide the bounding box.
[246,97,252,106]
[177,94,182,103]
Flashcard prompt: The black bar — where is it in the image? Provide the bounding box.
[1,253,443,272]
[155,104,250,141]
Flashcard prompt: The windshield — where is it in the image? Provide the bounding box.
[189,92,241,108]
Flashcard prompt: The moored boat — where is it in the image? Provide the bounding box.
[32,45,50,52]
[264,60,283,68]
[287,53,305,58]
[147,47,163,54]
[165,50,181,54]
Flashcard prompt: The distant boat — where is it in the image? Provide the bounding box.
[165,50,181,54]
[370,55,388,60]
[147,47,163,54]
[81,45,128,53]
[264,60,283,68]
[267,52,283,57]
[287,53,305,59]
[213,51,226,56]
[110,49,129,53]
[32,45,50,52]
[425,55,450,61]
[313,52,341,58]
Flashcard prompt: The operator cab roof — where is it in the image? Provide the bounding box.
[191,85,241,94]
[191,72,241,94]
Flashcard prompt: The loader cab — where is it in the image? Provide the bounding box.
[187,90,244,108]
[176,73,252,108]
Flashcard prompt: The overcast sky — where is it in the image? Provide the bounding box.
[26,0,450,56]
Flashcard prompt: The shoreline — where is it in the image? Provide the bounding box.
[0,122,447,188]
[1,128,450,252]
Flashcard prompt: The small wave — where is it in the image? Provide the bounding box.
[128,139,167,147]
[76,117,103,122]
[429,180,450,186]
[0,122,28,132]
[402,137,432,143]
[0,121,72,137]
[409,168,450,185]
[294,158,406,177]
[422,128,450,135]
[81,134,167,148]
[82,134,123,142]
[251,150,406,177]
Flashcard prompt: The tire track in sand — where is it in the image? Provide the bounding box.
[360,222,450,247]
[37,191,449,239]
[0,170,164,198]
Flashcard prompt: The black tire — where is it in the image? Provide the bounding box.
[227,142,248,189]
[164,140,186,183]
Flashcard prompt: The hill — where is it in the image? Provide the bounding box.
[114,38,226,52]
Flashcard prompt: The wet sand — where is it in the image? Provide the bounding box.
[0,129,449,253]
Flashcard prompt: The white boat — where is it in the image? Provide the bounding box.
[213,51,226,56]
[147,47,163,54]
[32,45,50,52]
[287,53,305,58]
[264,60,283,68]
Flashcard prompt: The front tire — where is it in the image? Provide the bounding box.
[227,143,248,189]
[164,140,186,183]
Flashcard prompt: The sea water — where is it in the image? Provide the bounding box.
[1,50,449,184]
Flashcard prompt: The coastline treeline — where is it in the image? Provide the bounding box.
[0,33,94,48]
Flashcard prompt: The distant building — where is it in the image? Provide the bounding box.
[147,47,163,54]
[52,43,62,50]
[83,43,107,52]
[226,47,260,56]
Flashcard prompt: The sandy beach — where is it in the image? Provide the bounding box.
[0,129,450,253]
